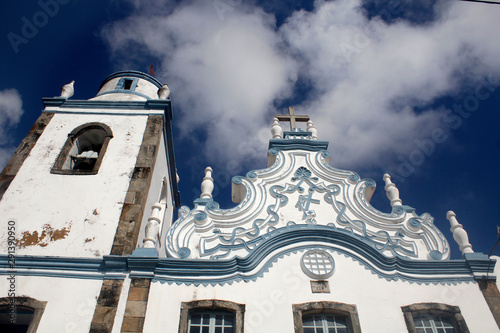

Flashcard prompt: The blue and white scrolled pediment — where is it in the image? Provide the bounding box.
[166,149,449,262]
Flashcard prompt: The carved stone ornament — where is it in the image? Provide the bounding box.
[165,148,449,262]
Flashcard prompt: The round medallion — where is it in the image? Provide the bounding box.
[301,250,335,279]
[178,247,191,258]
[429,250,443,260]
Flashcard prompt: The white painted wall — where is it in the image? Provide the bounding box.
[0,112,148,257]
[143,250,499,332]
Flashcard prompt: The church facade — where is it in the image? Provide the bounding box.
[0,71,499,332]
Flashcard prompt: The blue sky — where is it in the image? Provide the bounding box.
[1,0,500,259]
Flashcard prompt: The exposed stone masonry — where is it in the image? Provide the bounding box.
[121,278,151,333]
[89,280,124,333]
[0,113,54,200]
[110,115,163,256]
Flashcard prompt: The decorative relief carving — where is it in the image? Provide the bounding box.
[166,150,449,261]
[310,281,330,293]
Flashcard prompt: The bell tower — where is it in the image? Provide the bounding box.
[0,70,180,258]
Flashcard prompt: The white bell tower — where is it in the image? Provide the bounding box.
[0,70,180,258]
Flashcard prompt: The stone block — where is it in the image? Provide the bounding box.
[137,145,157,162]
[126,180,146,194]
[121,316,145,332]
[97,280,123,307]
[124,191,136,204]
[131,167,151,180]
[113,222,129,241]
[89,322,112,333]
[128,287,150,301]
[120,204,142,221]
[110,244,124,256]
[131,278,151,288]
[92,306,117,323]
[124,301,147,317]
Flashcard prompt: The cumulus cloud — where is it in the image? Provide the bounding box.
[281,0,500,169]
[102,0,500,177]
[0,89,23,168]
[103,1,296,174]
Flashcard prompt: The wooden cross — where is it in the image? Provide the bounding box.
[276,107,310,131]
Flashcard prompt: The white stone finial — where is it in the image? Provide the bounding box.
[447,211,473,255]
[306,120,318,140]
[143,202,162,248]
[271,117,283,139]
[158,84,171,99]
[60,80,74,99]
[200,166,214,199]
[383,173,402,207]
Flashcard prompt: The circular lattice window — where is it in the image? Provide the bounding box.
[300,250,335,280]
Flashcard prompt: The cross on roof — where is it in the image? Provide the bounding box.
[276,106,310,131]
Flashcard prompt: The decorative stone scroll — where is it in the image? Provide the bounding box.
[165,146,449,261]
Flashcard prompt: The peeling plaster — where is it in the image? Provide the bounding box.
[18,223,71,248]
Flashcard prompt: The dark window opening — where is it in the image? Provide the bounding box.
[51,123,113,175]
[124,79,133,90]
[0,297,46,333]
[116,77,137,91]
[0,306,34,333]
[66,128,105,171]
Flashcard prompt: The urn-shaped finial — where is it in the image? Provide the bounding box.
[383,173,402,207]
[306,120,318,140]
[200,166,214,199]
[446,211,473,255]
[271,118,283,139]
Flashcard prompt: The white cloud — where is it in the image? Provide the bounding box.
[102,0,500,176]
[281,0,500,169]
[0,88,23,168]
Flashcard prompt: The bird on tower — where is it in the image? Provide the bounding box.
[60,80,75,99]
[158,84,171,99]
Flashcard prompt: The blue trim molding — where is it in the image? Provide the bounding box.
[154,225,491,285]
[0,255,126,280]
[99,70,163,89]
[269,139,329,151]
[0,230,495,285]
[42,98,171,110]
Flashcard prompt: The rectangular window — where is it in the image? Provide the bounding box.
[293,302,361,333]
[123,79,133,90]
[180,300,244,333]
[303,314,349,333]
[401,303,468,333]
[188,311,234,333]
[413,314,456,333]
[115,77,138,91]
